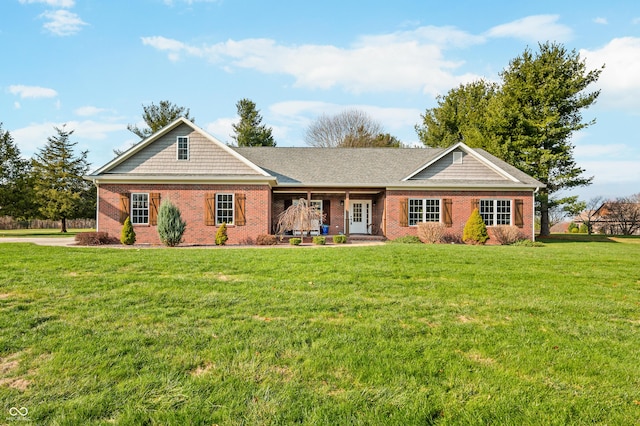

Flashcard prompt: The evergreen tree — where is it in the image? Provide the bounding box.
[215,222,228,246]
[463,208,489,245]
[231,99,276,147]
[127,100,194,140]
[0,123,37,220]
[31,126,94,232]
[157,200,186,247]
[416,42,602,236]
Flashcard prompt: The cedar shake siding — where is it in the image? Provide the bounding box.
[86,118,544,245]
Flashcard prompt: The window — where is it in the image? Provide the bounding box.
[216,193,234,225]
[480,199,511,226]
[177,136,189,160]
[453,151,463,164]
[131,193,149,224]
[408,198,440,226]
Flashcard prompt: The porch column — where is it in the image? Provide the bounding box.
[344,191,350,236]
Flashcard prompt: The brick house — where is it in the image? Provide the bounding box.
[85,117,544,245]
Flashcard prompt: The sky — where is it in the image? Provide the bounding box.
[2,0,640,201]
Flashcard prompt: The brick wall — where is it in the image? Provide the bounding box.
[98,183,271,245]
[385,190,536,243]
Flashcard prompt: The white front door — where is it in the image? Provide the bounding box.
[349,201,371,234]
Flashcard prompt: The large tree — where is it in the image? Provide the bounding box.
[127,100,194,139]
[416,42,602,236]
[305,109,400,148]
[31,126,94,232]
[231,98,275,147]
[0,123,37,220]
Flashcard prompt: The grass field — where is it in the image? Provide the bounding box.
[0,228,94,238]
[1,237,639,424]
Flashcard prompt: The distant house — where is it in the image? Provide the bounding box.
[85,118,545,245]
[588,201,640,235]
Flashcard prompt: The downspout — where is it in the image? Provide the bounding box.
[533,187,540,241]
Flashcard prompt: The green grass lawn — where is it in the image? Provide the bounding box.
[0,228,94,238]
[1,239,639,424]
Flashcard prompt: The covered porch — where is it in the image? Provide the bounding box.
[271,188,387,237]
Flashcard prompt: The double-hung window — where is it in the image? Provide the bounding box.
[480,199,511,226]
[408,198,440,226]
[131,193,149,224]
[177,136,189,160]
[216,193,234,225]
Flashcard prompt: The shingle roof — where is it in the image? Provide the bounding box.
[233,146,544,188]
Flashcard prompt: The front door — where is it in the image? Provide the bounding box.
[349,201,371,234]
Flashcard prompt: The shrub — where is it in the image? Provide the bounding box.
[289,237,302,245]
[417,222,446,244]
[120,216,136,245]
[463,208,488,245]
[312,236,326,245]
[256,234,278,245]
[157,200,187,247]
[215,223,228,246]
[570,227,579,233]
[390,235,422,244]
[492,225,524,245]
[75,232,114,246]
[332,235,348,244]
[442,233,463,244]
[567,222,578,233]
[578,223,589,234]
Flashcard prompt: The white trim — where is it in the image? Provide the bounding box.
[215,193,235,226]
[408,198,441,226]
[131,192,150,225]
[402,142,520,183]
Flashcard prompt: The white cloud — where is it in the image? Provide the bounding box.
[19,0,75,7]
[9,84,58,98]
[485,15,573,43]
[40,9,87,36]
[575,143,628,158]
[163,0,219,5]
[581,160,640,184]
[142,28,485,96]
[593,17,608,25]
[205,118,235,144]
[74,106,107,117]
[581,37,640,109]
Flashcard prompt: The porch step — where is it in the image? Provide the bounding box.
[345,234,387,242]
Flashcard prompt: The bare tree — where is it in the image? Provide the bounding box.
[577,196,604,234]
[275,198,323,242]
[600,194,640,235]
[305,109,399,147]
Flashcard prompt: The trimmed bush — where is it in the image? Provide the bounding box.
[463,208,488,244]
[332,235,348,244]
[75,232,114,246]
[289,237,302,245]
[157,200,187,247]
[312,236,326,245]
[390,235,422,244]
[120,216,136,245]
[256,234,278,245]
[492,225,524,245]
[215,223,228,246]
[417,222,446,244]
[578,223,589,234]
[567,222,578,233]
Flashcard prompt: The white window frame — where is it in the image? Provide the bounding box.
[177,136,189,160]
[453,151,463,164]
[480,199,511,226]
[408,198,441,226]
[131,193,149,225]
[216,193,234,225]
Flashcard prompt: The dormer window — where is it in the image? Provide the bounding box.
[453,151,463,164]
[177,136,189,160]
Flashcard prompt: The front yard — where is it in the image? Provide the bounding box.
[1,238,639,424]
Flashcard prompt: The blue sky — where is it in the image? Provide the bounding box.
[3,0,640,201]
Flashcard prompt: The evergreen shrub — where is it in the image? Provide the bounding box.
[215,223,228,246]
[157,200,187,247]
[463,208,488,244]
[312,236,326,245]
[120,216,136,245]
[332,235,347,244]
[289,237,302,245]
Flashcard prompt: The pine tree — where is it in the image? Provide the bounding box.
[0,123,37,220]
[157,200,187,247]
[31,126,94,232]
[231,99,276,147]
